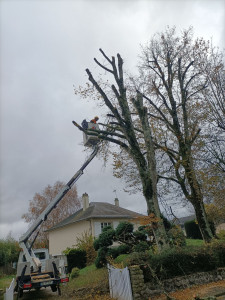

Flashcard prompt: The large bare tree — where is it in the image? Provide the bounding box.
[137,27,215,242]
[75,49,169,250]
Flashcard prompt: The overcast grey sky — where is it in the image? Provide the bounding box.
[0,0,224,240]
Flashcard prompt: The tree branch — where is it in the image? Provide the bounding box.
[94,58,113,74]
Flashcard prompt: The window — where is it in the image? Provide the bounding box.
[101,222,112,232]
[35,252,46,260]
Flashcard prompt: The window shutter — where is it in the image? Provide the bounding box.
[94,222,101,237]
[113,221,119,230]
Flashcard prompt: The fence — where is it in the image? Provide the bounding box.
[4,278,15,300]
[107,264,133,300]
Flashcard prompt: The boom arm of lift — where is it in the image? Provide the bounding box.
[19,145,99,270]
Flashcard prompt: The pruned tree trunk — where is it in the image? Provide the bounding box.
[76,49,170,250]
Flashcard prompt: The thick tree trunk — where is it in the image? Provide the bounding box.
[192,199,214,242]
[184,155,214,242]
[141,172,169,250]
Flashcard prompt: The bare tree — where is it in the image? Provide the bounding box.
[137,27,215,242]
[22,181,80,247]
[75,49,169,250]
[203,47,225,131]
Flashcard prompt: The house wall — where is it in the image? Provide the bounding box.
[49,218,140,255]
[48,220,91,255]
[92,218,140,237]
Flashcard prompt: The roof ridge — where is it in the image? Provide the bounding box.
[47,201,143,232]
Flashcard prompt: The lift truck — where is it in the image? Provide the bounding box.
[15,122,99,298]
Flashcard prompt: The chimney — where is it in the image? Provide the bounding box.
[114,198,119,207]
[82,193,89,211]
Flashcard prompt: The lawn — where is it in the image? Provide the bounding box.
[0,274,15,291]
[185,239,204,247]
[67,264,108,289]
[0,239,217,300]
[0,275,15,300]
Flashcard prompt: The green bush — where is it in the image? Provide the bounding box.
[133,230,147,241]
[65,249,87,272]
[95,247,108,268]
[107,247,118,259]
[117,244,130,255]
[94,229,115,251]
[0,236,20,267]
[127,251,150,266]
[70,267,80,279]
[114,254,129,265]
[147,248,216,280]
[167,225,186,247]
[206,240,225,267]
[217,230,225,240]
[115,222,133,237]
[75,231,97,265]
[94,222,150,268]
[93,238,101,251]
[126,241,225,281]
[133,241,150,252]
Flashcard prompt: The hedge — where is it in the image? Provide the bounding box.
[65,249,86,272]
[128,241,225,281]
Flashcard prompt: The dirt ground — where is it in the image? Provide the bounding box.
[151,280,225,300]
[2,280,225,300]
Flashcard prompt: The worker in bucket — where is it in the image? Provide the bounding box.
[90,116,99,124]
[81,119,88,129]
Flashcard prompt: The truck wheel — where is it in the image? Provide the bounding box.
[16,288,23,299]
[51,285,57,292]
[57,285,61,296]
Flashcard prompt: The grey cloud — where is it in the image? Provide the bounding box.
[0,0,224,239]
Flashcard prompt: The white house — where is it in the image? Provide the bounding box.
[47,193,143,255]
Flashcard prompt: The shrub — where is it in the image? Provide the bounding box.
[133,241,150,252]
[148,247,217,280]
[70,267,80,279]
[96,229,115,249]
[123,240,225,282]
[115,222,133,237]
[127,251,150,266]
[167,225,186,247]
[93,238,101,251]
[76,231,97,265]
[117,244,130,255]
[217,230,225,240]
[95,247,108,268]
[114,254,129,265]
[0,236,20,267]
[65,249,86,272]
[206,239,225,267]
[133,230,147,241]
[107,247,118,259]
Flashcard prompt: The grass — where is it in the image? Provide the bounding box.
[0,274,15,291]
[0,275,15,300]
[186,239,204,247]
[60,264,111,300]
[0,239,216,299]
[67,264,108,289]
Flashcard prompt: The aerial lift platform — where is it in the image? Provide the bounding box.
[15,121,99,299]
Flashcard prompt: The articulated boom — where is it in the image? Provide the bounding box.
[19,145,99,270]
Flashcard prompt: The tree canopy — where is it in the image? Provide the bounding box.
[75,26,224,243]
[22,181,80,247]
